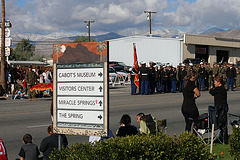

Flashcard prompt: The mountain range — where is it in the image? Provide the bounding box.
[12,27,240,57]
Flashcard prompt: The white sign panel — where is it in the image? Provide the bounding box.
[57,96,104,110]
[57,68,104,82]
[0,38,12,47]
[0,28,10,38]
[57,83,104,96]
[57,110,104,124]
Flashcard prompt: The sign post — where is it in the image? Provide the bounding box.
[53,62,109,137]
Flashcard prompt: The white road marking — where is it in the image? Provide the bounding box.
[27,124,50,129]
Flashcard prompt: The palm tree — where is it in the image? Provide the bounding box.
[1,0,7,93]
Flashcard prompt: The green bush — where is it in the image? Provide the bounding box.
[49,132,216,160]
[229,126,240,159]
[174,132,215,160]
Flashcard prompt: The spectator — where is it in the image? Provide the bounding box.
[136,113,150,135]
[181,70,200,132]
[12,87,24,100]
[40,125,68,160]
[18,134,40,160]
[116,114,138,137]
[209,76,229,144]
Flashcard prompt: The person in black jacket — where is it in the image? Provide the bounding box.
[179,64,187,92]
[198,62,206,91]
[170,67,177,93]
[116,114,138,137]
[226,62,236,91]
[209,76,228,144]
[154,65,160,93]
[149,61,155,94]
[181,71,200,132]
[160,66,169,93]
[40,125,68,160]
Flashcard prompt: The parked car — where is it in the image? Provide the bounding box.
[109,61,131,72]
[109,67,118,84]
[183,58,204,65]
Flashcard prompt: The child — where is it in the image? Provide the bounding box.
[13,88,24,100]
[18,134,40,160]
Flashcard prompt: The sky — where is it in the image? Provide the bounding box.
[2,0,240,36]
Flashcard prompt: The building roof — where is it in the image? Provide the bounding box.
[8,61,50,66]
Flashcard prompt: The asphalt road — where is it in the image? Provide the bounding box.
[1,86,240,159]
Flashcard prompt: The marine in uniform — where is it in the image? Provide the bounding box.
[139,62,149,95]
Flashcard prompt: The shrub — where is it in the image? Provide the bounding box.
[229,126,240,159]
[174,132,216,160]
[50,132,216,160]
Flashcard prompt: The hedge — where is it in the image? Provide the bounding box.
[50,132,216,160]
[229,126,240,159]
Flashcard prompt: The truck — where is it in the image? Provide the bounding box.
[108,36,183,67]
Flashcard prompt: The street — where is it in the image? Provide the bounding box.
[1,85,240,159]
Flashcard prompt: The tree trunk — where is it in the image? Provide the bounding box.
[1,0,7,93]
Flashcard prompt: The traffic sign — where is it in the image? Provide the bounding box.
[53,62,109,137]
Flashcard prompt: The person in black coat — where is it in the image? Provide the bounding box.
[181,71,200,132]
[40,125,68,160]
[209,76,228,144]
[198,62,206,91]
[116,114,138,137]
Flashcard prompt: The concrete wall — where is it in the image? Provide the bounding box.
[184,34,240,65]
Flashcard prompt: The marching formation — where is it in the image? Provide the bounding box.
[129,61,240,95]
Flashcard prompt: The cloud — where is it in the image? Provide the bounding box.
[161,0,240,31]
[3,0,240,35]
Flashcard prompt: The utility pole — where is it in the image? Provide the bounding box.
[144,11,157,36]
[1,0,7,93]
[84,20,95,42]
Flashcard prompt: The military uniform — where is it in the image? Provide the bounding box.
[25,68,37,100]
[139,64,149,95]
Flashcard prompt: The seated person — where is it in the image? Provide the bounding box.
[136,113,150,135]
[116,114,138,137]
[13,88,24,100]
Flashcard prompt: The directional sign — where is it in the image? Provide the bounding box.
[57,110,104,124]
[57,97,104,110]
[0,28,10,38]
[0,20,12,28]
[0,38,12,47]
[53,62,109,137]
[0,47,10,56]
[57,83,104,96]
[57,68,104,82]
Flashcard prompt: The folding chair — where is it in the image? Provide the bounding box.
[189,106,223,144]
[228,113,240,128]
[156,119,167,134]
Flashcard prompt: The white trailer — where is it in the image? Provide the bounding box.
[109,36,183,67]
